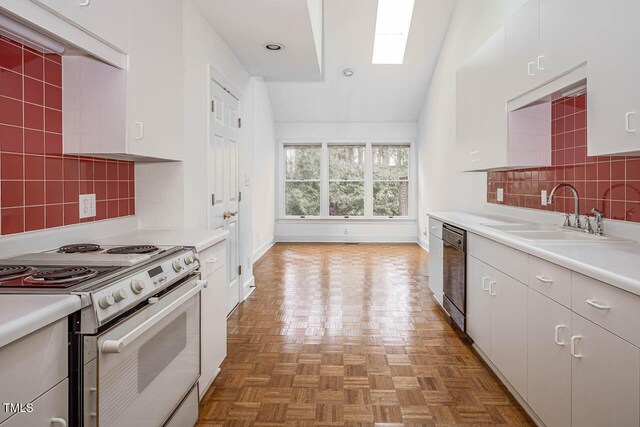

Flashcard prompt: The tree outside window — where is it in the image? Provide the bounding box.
[284,145,321,216]
[329,145,365,216]
[373,145,409,216]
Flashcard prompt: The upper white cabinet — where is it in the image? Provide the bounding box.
[32,0,128,52]
[586,0,640,156]
[506,0,586,101]
[63,0,183,161]
[506,0,541,100]
[125,0,183,161]
[456,27,508,171]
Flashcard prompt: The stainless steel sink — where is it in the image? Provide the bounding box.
[481,223,627,243]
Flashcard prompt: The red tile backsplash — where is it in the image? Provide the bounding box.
[0,37,135,235]
[488,94,640,223]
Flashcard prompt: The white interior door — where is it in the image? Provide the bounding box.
[209,79,240,315]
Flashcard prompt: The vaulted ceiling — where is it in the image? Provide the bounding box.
[194,0,456,122]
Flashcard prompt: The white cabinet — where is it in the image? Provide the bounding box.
[527,289,571,427]
[466,255,493,358]
[506,0,587,101]
[506,0,540,100]
[538,0,586,82]
[0,379,68,427]
[199,242,228,399]
[456,27,508,171]
[125,0,183,161]
[586,0,640,156]
[491,269,528,399]
[571,313,640,427]
[62,0,183,161]
[428,233,443,305]
[32,0,128,52]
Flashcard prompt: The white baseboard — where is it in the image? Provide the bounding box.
[417,235,429,251]
[276,235,418,243]
[253,237,275,263]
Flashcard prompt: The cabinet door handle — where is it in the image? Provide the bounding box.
[134,122,144,140]
[481,276,490,292]
[527,61,536,76]
[78,0,90,6]
[554,324,566,346]
[535,275,553,284]
[625,112,637,133]
[438,248,443,258]
[489,280,497,296]
[586,299,610,310]
[536,55,545,71]
[51,418,67,427]
[570,335,583,358]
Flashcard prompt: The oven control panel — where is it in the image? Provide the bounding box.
[91,249,200,325]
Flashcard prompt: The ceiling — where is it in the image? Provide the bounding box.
[267,0,455,122]
[190,0,323,81]
[195,0,456,122]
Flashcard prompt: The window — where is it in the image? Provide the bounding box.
[329,145,365,216]
[281,142,412,218]
[373,145,409,216]
[284,145,321,216]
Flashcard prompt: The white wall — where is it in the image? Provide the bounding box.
[247,77,277,260]
[275,121,418,242]
[416,0,527,242]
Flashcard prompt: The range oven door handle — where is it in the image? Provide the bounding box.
[101,279,207,354]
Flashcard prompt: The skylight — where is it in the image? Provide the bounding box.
[372,0,415,64]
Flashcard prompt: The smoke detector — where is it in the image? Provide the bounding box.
[342,68,354,77]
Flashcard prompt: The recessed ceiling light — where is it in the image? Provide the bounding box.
[372,0,415,64]
[342,68,354,77]
[264,43,285,51]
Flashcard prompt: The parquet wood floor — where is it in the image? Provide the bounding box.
[197,243,534,426]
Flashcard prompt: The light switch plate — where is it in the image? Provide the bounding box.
[79,194,96,218]
[497,188,504,202]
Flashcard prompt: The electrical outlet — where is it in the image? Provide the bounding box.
[541,190,548,206]
[497,188,504,202]
[343,228,348,235]
[79,194,96,218]
[423,228,427,236]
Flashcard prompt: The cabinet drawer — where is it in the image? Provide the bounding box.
[528,256,571,307]
[199,242,226,279]
[467,234,528,283]
[0,379,68,427]
[572,272,640,347]
[0,318,67,424]
[428,218,443,239]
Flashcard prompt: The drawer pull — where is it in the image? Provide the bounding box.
[431,226,439,230]
[571,335,583,358]
[206,258,218,264]
[535,275,553,284]
[481,276,490,292]
[554,324,566,346]
[489,280,497,296]
[51,418,67,427]
[586,299,610,310]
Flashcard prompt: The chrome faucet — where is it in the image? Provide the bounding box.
[591,208,604,236]
[548,183,581,229]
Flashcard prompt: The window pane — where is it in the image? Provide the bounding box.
[373,145,409,180]
[373,181,409,216]
[329,182,364,216]
[285,145,321,180]
[329,145,365,180]
[285,182,320,216]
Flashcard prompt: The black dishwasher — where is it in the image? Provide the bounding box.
[442,223,467,333]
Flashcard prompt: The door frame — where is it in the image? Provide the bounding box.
[207,64,243,311]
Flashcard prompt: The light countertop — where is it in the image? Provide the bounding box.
[429,211,640,297]
[96,229,228,252]
[0,295,81,348]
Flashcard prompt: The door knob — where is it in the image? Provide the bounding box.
[223,211,237,219]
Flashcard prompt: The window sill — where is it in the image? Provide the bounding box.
[278,217,416,223]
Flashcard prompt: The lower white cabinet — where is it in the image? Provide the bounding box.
[491,269,528,399]
[466,255,528,399]
[571,313,640,427]
[428,233,443,305]
[527,289,572,427]
[467,256,493,358]
[199,242,228,399]
[0,379,68,427]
